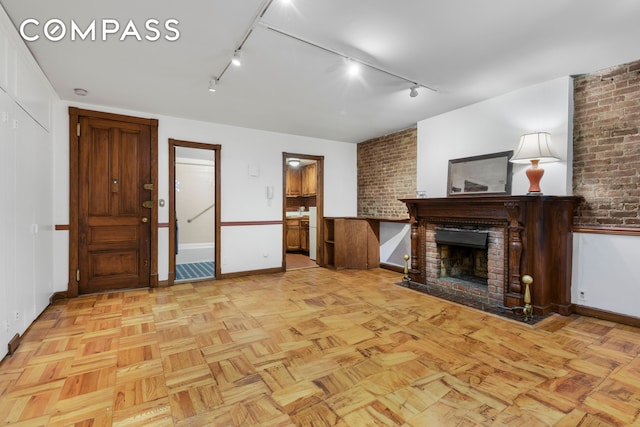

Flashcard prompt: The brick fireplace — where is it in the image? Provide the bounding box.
[401,196,581,315]
[426,224,505,308]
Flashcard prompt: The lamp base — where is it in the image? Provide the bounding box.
[526,191,543,196]
[525,159,544,194]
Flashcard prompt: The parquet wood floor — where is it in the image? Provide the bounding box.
[286,253,318,270]
[1,268,640,426]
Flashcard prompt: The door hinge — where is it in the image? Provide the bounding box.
[76,269,80,282]
[77,123,80,137]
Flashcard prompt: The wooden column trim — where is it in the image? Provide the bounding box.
[505,201,523,297]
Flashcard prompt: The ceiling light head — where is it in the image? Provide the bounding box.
[409,85,419,98]
[288,159,301,167]
[347,59,360,77]
[208,78,218,92]
[74,88,88,96]
[231,49,242,66]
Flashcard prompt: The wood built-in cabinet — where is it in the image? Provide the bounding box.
[323,218,379,269]
[301,163,316,196]
[286,217,309,252]
[286,218,301,251]
[286,164,316,197]
[300,217,309,252]
[286,167,301,196]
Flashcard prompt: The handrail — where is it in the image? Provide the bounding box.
[187,203,214,223]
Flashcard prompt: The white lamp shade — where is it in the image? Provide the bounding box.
[510,132,560,164]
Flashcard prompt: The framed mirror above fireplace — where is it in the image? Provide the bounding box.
[447,150,513,196]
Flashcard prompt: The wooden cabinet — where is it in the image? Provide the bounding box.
[286,217,310,253]
[286,218,301,251]
[300,218,309,252]
[286,166,301,196]
[301,163,316,196]
[322,218,379,269]
[287,163,316,197]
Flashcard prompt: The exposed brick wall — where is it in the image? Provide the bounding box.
[573,60,640,226]
[357,128,416,218]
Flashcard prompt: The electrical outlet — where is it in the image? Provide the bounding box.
[578,289,587,300]
[14,311,19,321]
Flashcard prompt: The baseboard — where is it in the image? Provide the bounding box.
[220,266,284,279]
[380,263,404,274]
[49,291,68,304]
[7,333,21,356]
[573,304,640,328]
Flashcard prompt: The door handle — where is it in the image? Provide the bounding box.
[142,200,153,209]
[141,217,149,223]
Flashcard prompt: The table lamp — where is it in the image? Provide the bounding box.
[510,132,559,194]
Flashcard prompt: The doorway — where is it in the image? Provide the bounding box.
[283,153,324,270]
[68,108,158,296]
[168,139,221,284]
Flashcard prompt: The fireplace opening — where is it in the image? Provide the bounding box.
[436,229,488,287]
[439,245,488,286]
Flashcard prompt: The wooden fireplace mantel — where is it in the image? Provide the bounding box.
[400,195,582,316]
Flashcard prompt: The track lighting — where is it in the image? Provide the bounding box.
[260,23,437,93]
[208,1,437,95]
[231,49,242,66]
[208,78,218,92]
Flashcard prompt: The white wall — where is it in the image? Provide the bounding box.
[0,8,57,358]
[417,77,573,197]
[379,222,411,268]
[572,233,640,317]
[51,101,357,286]
[175,161,215,245]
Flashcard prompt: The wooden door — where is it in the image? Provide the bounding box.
[77,115,152,293]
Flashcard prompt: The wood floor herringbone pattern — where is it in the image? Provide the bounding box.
[1,268,640,426]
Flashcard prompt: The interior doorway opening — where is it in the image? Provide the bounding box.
[283,153,324,271]
[169,140,221,284]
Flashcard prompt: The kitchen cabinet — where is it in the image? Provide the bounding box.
[286,217,310,253]
[286,218,301,251]
[322,218,379,269]
[300,218,309,252]
[287,163,316,197]
[286,166,301,196]
[301,163,316,196]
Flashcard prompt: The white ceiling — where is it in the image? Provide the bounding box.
[2,0,640,143]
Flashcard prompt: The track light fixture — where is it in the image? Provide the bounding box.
[231,49,242,66]
[409,85,419,98]
[208,78,218,92]
[347,59,360,77]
